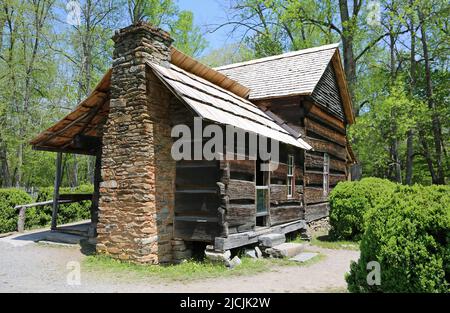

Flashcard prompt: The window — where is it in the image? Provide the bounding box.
[256,158,269,226]
[323,153,330,195]
[287,155,295,198]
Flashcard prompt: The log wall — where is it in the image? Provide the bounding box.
[304,103,348,222]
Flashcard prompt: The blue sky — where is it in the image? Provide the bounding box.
[177,0,239,54]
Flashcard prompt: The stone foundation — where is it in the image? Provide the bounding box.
[307,216,331,234]
[172,239,193,263]
[96,23,175,264]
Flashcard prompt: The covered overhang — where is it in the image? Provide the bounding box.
[30,70,111,155]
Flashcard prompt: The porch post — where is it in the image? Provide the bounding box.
[51,152,63,231]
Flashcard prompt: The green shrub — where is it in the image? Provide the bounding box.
[0,189,33,233]
[329,178,396,240]
[0,185,93,234]
[36,184,93,225]
[346,184,450,293]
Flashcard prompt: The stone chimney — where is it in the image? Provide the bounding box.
[96,23,176,264]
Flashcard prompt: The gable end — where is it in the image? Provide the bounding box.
[311,64,345,122]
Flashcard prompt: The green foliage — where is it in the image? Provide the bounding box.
[329,178,396,240]
[138,0,208,57]
[0,189,32,233]
[200,43,255,68]
[35,184,93,226]
[349,78,429,180]
[347,184,450,293]
[0,184,93,234]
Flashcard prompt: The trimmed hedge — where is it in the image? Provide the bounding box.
[36,184,93,225]
[0,189,33,233]
[346,184,450,293]
[0,185,93,234]
[329,178,396,240]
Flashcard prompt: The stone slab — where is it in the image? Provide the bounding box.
[265,243,306,258]
[289,252,319,263]
[205,249,231,262]
[258,233,286,248]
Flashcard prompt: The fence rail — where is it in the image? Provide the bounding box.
[15,194,93,233]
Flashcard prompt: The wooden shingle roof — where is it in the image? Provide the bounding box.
[215,43,355,124]
[215,43,339,100]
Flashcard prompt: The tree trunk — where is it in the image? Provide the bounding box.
[15,143,23,187]
[0,140,11,187]
[73,155,79,187]
[418,8,445,184]
[388,28,401,183]
[338,0,357,102]
[405,7,416,185]
[405,131,414,184]
[419,128,437,183]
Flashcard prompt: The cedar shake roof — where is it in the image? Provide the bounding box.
[215,43,354,124]
[215,43,339,100]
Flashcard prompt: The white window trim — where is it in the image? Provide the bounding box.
[287,154,295,198]
[323,153,330,196]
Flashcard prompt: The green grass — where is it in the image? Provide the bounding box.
[290,233,360,251]
[83,253,324,282]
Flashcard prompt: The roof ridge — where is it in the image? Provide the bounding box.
[214,43,340,71]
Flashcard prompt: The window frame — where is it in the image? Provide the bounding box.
[287,154,295,198]
[323,153,330,195]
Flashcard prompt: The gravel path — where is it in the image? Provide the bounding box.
[0,232,359,293]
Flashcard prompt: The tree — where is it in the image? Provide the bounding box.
[0,0,58,187]
[200,43,255,67]
[417,1,446,184]
[126,0,208,57]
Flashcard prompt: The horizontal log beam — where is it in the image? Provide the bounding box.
[305,118,347,146]
[306,137,347,161]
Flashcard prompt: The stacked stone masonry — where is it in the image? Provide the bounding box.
[96,23,177,264]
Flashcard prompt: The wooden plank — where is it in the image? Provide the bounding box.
[227,179,255,201]
[177,160,217,168]
[215,233,256,251]
[331,52,354,124]
[51,152,63,230]
[305,153,346,173]
[306,137,347,161]
[305,171,346,186]
[305,118,347,146]
[174,220,218,242]
[304,171,323,185]
[270,184,288,203]
[214,220,307,251]
[270,205,303,226]
[307,104,346,132]
[59,194,93,202]
[226,159,255,175]
[311,65,345,121]
[305,203,330,222]
[226,204,256,227]
[176,165,218,188]
[175,193,220,214]
[174,216,218,223]
[270,163,288,179]
[304,187,328,204]
[330,174,347,186]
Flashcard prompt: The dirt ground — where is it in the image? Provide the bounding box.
[0,230,359,293]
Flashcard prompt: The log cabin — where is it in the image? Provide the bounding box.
[30,22,356,264]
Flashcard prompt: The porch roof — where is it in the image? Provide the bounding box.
[30,70,111,155]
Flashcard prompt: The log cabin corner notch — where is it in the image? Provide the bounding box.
[30,22,356,264]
